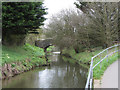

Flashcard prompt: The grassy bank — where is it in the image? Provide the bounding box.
[2,44,47,66]
[62,47,119,79]
[93,52,119,79]
[2,44,50,79]
[62,47,103,64]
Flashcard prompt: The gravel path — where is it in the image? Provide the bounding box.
[101,60,119,88]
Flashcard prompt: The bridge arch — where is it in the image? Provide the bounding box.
[35,38,53,51]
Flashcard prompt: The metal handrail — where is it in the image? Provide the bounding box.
[85,44,120,90]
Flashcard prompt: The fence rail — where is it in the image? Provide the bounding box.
[85,44,120,90]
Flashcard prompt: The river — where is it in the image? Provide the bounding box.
[2,53,88,88]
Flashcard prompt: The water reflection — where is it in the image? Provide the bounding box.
[2,55,88,88]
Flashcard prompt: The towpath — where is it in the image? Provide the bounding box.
[101,60,119,89]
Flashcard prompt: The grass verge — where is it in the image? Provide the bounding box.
[2,43,46,66]
[62,47,119,79]
[62,47,103,64]
[93,52,119,79]
[2,44,49,79]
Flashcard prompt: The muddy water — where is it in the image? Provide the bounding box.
[2,54,88,88]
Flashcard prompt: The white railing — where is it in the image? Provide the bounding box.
[85,44,120,90]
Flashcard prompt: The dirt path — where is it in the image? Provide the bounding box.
[101,60,118,88]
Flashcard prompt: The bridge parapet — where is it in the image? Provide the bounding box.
[35,39,53,49]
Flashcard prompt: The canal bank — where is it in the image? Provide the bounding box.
[1,44,51,80]
[2,54,88,88]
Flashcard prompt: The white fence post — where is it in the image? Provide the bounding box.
[85,44,120,89]
[107,49,108,62]
[100,54,102,69]
[115,46,117,52]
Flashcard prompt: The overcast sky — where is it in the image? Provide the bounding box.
[43,0,77,26]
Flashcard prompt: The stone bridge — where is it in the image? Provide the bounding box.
[35,38,53,51]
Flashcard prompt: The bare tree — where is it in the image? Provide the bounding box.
[75,2,118,48]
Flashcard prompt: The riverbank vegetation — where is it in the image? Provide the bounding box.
[2,44,46,65]
[2,44,49,79]
[62,46,119,79]
[62,47,103,64]
[46,46,55,52]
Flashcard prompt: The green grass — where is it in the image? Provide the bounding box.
[62,47,103,64]
[93,52,119,79]
[2,46,30,64]
[46,46,55,52]
[62,47,119,79]
[2,44,49,78]
[2,43,46,66]
[62,56,77,64]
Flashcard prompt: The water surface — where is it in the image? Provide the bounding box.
[2,54,88,88]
